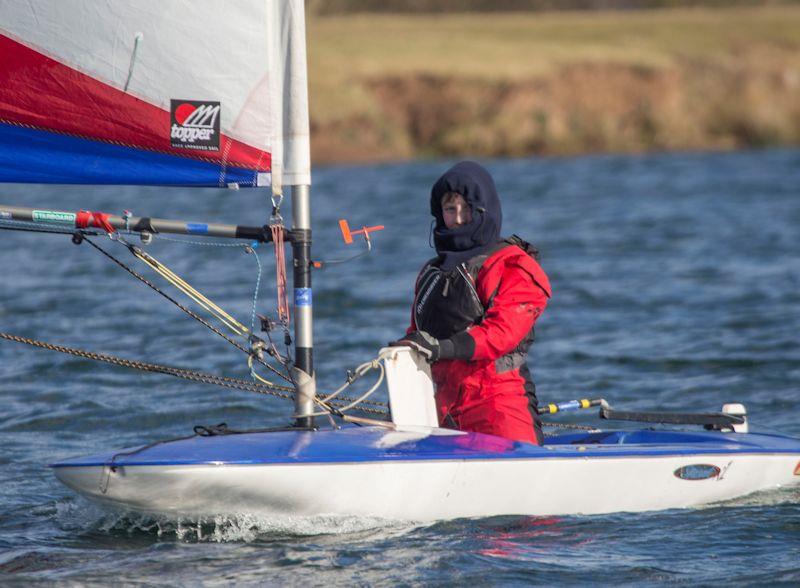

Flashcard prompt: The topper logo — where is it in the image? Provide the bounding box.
[170,100,221,151]
[175,103,219,128]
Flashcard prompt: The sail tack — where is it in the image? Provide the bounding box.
[0,0,310,191]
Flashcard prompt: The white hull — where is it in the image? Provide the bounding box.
[55,451,800,520]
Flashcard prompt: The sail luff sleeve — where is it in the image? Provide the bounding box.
[265,0,312,194]
[279,0,311,189]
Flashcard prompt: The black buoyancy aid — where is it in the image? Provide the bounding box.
[414,235,539,373]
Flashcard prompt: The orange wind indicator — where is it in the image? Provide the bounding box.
[339,219,384,244]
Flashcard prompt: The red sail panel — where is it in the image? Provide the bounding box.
[0,34,270,173]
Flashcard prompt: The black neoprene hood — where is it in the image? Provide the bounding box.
[429,161,503,270]
[430,161,502,229]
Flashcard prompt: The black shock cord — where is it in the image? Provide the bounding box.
[99,423,319,493]
[80,234,294,384]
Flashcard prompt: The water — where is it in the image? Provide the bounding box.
[1,149,799,584]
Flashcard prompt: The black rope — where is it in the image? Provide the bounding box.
[101,430,198,493]
[0,221,101,237]
[0,330,391,416]
[0,330,294,394]
[81,235,294,384]
[193,422,233,436]
[100,422,320,493]
[541,420,601,438]
[542,421,600,430]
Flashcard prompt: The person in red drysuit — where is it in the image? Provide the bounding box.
[392,161,551,445]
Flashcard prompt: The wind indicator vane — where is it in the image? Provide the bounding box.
[338,219,384,244]
[310,219,385,269]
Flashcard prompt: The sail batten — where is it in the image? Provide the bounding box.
[0,0,310,191]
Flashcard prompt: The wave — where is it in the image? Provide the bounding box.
[53,498,425,544]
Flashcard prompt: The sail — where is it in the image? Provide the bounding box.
[0,0,310,191]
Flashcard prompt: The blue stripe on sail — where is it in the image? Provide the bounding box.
[0,123,262,187]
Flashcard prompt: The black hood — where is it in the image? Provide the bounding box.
[430,161,502,270]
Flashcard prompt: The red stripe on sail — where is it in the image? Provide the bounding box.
[0,34,270,173]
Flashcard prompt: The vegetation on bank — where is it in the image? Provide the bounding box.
[306,6,800,163]
[307,0,800,16]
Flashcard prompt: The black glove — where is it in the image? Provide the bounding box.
[390,330,446,362]
[389,330,475,363]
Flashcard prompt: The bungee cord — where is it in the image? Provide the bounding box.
[303,351,392,418]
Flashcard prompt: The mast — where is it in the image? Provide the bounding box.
[291,185,314,427]
[272,0,314,427]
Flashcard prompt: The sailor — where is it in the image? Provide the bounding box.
[393,161,551,444]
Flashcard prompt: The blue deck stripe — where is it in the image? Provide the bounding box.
[50,427,800,468]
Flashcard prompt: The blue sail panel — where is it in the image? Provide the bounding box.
[0,123,266,188]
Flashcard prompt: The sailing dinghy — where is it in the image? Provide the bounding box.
[1,1,799,520]
[51,360,800,520]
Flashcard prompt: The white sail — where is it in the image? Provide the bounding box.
[0,0,310,191]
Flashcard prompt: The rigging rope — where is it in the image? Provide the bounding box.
[0,330,291,395]
[304,354,389,418]
[0,221,398,418]
[147,233,271,368]
[129,245,250,338]
[76,210,116,233]
[80,235,293,384]
[0,224,387,412]
[9,218,406,430]
[0,219,101,237]
[0,330,391,417]
[145,233,282,384]
[271,224,290,325]
[247,244,263,336]
[541,421,601,434]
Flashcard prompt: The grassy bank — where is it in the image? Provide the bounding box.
[306,6,800,163]
[308,0,800,15]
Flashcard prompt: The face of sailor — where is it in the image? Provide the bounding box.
[441,192,472,229]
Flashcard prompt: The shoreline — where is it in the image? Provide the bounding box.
[307,6,800,164]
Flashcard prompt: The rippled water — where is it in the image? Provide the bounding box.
[1,150,799,584]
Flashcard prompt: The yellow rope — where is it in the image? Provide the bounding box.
[131,248,249,337]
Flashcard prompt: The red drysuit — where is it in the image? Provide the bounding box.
[409,243,551,444]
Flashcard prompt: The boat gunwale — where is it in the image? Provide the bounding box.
[48,425,800,469]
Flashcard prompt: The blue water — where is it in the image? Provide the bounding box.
[1,150,799,584]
